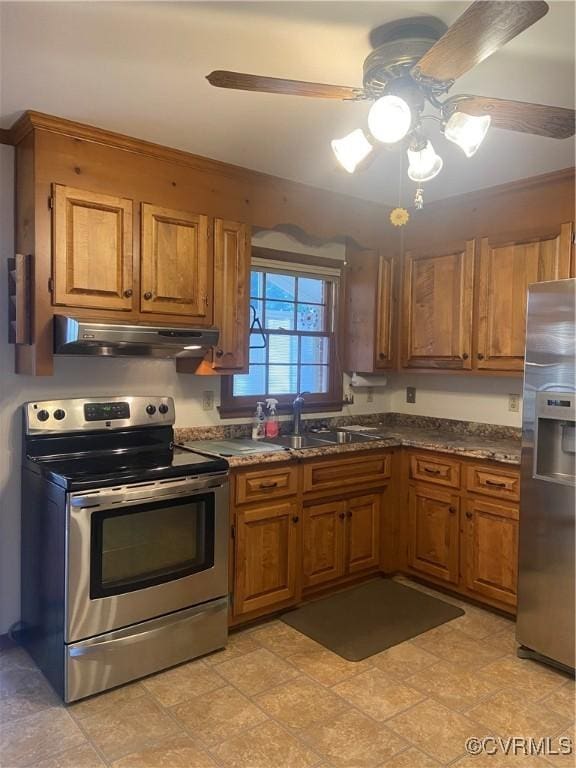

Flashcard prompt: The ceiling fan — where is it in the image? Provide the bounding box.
[206,1,575,199]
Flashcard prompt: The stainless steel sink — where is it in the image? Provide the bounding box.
[264,434,330,450]
[312,430,380,445]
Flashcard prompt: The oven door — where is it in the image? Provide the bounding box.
[66,473,228,642]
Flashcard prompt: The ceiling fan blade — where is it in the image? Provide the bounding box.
[412,1,549,84]
[451,96,575,139]
[206,71,366,100]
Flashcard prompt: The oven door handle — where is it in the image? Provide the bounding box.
[68,597,228,657]
[70,474,227,510]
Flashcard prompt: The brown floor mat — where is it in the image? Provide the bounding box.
[281,579,464,661]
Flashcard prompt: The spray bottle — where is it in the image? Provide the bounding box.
[265,398,280,439]
[251,401,266,440]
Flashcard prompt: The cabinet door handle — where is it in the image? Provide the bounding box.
[339,512,346,520]
[465,511,473,519]
[258,481,278,489]
[292,515,300,524]
[477,353,484,360]
[143,291,153,300]
[378,352,386,360]
[123,288,133,298]
[462,352,469,360]
[215,348,224,358]
[449,506,457,514]
[485,479,506,488]
[423,467,441,475]
[347,510,353,518]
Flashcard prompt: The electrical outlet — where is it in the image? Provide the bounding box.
[202,391,215,411]
[367,387,374,403]
[508,394,520,413]
[406,386,416,404]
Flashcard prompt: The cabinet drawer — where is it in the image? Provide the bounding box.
[234,465,297,505]
[303,451,391,494]
[466,465,520,501]
[409,453,460,488]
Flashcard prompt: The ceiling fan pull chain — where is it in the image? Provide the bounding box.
[414,186,424,210]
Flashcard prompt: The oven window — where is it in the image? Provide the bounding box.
[90,493,215,598]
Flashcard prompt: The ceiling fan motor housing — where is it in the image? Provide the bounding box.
[363,16,448,97]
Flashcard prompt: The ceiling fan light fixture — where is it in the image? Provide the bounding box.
[368,94,412,144]
[407,140,443,182]
[444,111,491,157]
[331,128,373,173]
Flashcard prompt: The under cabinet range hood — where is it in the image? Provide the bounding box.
[54,315,219,358]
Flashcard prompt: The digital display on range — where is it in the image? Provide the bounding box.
[84,402,130,421]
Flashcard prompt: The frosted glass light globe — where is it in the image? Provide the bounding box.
[331,129,373,173]
[445,112,491,157]
[368,95,412,144]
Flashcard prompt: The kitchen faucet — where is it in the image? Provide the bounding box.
[292,392,309,436]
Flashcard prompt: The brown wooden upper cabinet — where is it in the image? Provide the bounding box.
[345,250,395,373]
[140,204,212,323]
[211,219,250,372]
[475,223,573,371]
[52,184,134,311]
[401,241,475,370]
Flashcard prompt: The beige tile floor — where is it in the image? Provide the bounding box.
[1,578,574,768]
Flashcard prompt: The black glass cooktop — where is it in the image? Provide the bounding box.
[26,447,229,490]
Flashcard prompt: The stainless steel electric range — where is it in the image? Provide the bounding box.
[20,396,229,702]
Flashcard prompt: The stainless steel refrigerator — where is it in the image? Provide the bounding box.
[516,278,575,671]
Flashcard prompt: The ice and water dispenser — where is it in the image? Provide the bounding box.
[534,392,576,485]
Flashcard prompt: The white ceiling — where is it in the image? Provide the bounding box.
[1,1,574,205]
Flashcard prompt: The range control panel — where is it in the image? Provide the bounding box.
[25,396,175,434]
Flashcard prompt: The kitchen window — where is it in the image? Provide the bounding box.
[220,250,343,415]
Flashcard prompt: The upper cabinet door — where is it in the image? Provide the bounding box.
[52,184,133,311]
[375,254,395,369]
[140,204,212,322]
[401,241,475,370]
[476,223,573,371]
[212,219,250,372]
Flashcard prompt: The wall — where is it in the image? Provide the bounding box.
[0,147,385,633]
[385,373,522,428]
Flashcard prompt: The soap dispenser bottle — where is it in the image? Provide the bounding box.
[252,401,266,440]
[265,398,279,438]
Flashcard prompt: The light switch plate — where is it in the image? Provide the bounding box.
[406,386,416,404]
[202,391,215,411]
[508,394,520,413]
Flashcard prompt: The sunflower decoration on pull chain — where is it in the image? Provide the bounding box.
[388,153,424,227]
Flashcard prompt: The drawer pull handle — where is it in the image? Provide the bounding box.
[423,467,441,475]
[485,479,507,488]
[259,481,279,489]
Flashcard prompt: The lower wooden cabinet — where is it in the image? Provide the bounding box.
[233,499,300,616]
[303,499,346,588]
[463,496,519,607]
[302,493,381,588]
[408,484,460,585]
[347,494,381,574]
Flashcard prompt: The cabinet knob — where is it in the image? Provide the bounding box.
[477,353,484,360]
[215,348,224,358]
[378,353,386,360]
[347,510,353,518]
[143,291,153,300]
[465,511,473,519]
[124,288,133,298]
[292,515,300,524]
[449,506,456,514]
[339,512,345,520]
[462,352,469,360]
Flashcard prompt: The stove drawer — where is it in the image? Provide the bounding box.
[65,596,228,702]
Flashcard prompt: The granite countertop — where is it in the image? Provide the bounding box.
[175,414,521,469]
